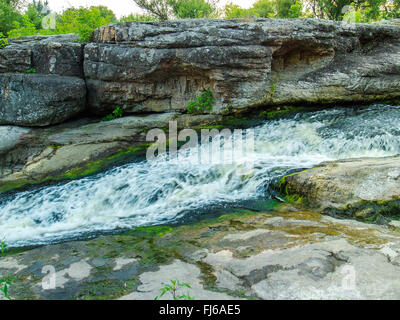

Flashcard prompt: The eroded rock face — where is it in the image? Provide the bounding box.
[1,20,400,123]
[280,156,400,212]
[90,18,400,115]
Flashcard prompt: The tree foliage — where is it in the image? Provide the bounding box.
[56,6,117,41]
[0,0,399,43]
[0,0,24,34]
[170,0,215,19]
[225,0,400,21]
[132,0,171,20]
[132,0,218,20]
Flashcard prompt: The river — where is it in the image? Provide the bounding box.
[1,104,399,247]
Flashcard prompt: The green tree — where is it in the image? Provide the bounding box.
[132,0,171,20]
[252,0,275,17]
[57,6,117,42]
[288,1,303,17]
[275,0,295,17]
[25,0,50,29]
[224,2,254,18]
[8,14,38,38]
[170,0,215,18]
[0,0,23,34]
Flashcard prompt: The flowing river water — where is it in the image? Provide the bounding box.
[1,104,400,247]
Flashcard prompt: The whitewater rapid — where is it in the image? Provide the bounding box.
[1,104,400,247]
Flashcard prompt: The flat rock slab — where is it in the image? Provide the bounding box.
[2,205,400,300]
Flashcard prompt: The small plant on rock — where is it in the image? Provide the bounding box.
[24,68,37,74]
[0,275,14,300]
[187,89,215,114]
[0,240,7,257]
[102,106,124,122]
[0,33,9,49]
[154,279,194,300]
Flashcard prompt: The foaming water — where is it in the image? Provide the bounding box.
[1,104,400,247]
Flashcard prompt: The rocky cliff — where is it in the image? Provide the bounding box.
[2,19,400,126]
[0,18,400,192]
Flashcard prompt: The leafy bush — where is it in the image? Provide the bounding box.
[102,106,124,121]
[187,89,215,114]
[6,5,117,41]
[224,3,253,18]
[0,33,8,49]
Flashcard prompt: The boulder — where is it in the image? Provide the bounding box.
[0,74,86,127]
[280,156,400,213]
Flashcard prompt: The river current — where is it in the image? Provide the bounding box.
[1,104,400,247]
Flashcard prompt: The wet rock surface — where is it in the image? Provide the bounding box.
[0,113,222,192]
[2,204,400,300]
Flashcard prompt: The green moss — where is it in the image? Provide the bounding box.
[128,225,174,237]
[221,115,261,129]
[61,143,151,180]
[324,200,400,224]
[383,99,400,106]
[194,125,225,131]
[284,194,306,205]
[278,168,316,196]
[76,279,136,300]
[0,246,36,257]
[195,261,217,289]
[24,68,37,74]
[260,106,306,120]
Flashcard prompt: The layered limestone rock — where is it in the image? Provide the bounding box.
[1,20,400,191]
[90,18,400,115]
[1,20,400,123]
